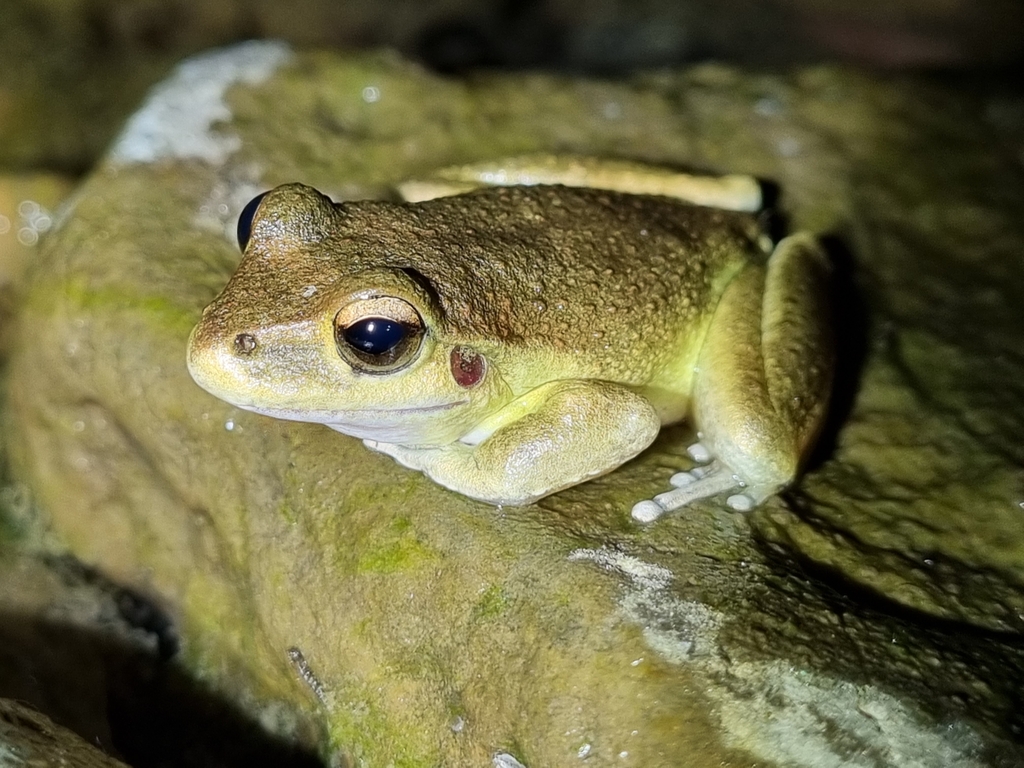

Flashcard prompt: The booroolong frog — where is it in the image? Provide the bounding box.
[187,156,833,521]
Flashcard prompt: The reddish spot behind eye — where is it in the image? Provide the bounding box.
[451,346,485,388]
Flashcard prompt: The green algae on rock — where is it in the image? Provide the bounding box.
[4,43,1024,766]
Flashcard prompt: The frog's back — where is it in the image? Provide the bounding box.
[332,185,763,380]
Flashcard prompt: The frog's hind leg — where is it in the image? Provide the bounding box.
[632,233,834,522]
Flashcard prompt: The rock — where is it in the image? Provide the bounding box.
[0,174,75,356]
[0,174,72,289]
[0,699,129,768]
[3,0,1021,172]
[4,42,1024,766]
[0,542,323,768]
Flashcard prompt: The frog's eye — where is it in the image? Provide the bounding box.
[236,191,269,251]
[334,297,425,374]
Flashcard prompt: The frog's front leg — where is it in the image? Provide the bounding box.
[366,380,661,506]
[632,233,834,522]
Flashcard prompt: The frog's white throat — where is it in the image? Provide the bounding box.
[236,400,469,444]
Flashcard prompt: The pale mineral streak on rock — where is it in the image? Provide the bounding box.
[569,547,722,660]
[492,751,527,768]
[569,548,988,767]
[713,661,985,768]
[109,41,293,166]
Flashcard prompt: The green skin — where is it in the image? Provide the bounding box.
[186,158,834,521]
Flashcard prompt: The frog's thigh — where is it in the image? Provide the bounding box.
[386,380,660,506]
[694,232,833,495]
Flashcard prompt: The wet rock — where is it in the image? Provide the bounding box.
[3,0,1022,172]
[0,174,74,356]
[0,698,129,768]
[0,545,322,768]
[4,43,1024,766]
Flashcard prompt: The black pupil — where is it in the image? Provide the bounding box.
[343,318,406,356]
[236,191,268,251]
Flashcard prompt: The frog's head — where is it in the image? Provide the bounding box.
[186,183,507,445]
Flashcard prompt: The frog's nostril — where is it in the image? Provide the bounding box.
[233,333,258,356]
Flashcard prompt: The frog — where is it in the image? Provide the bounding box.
[186,156,834,522]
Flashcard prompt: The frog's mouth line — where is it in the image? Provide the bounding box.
[237,400,469,423]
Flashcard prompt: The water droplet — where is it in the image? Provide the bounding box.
[225,420,235,431]
[778,136,801,157]
[17,200,39,217]
[754,96,783,116]
[361,85,381,103]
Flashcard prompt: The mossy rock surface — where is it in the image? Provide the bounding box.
[5,43,1024,766]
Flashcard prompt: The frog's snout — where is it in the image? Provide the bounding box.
[233,332,258,356]
[185,321,263,404]
[186,314,339,411]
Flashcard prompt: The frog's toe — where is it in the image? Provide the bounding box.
[364,438,406,458]
[669,462,715,487]
[631,500,667,523]
[726,493,755,512]
[686,442,712,463]
[669,471,696,488]
[364,440,424,469]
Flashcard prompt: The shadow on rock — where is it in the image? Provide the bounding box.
[751,536,1024,757]
[0,605,323,768]
[806,232,871,472]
